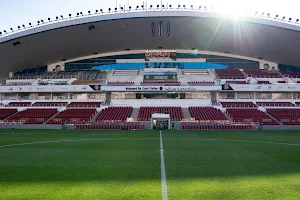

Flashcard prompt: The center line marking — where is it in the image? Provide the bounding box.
[160,130,168,200]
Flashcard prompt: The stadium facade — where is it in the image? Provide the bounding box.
[0,8,300,130]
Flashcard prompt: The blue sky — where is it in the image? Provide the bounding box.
[0,0,299,32]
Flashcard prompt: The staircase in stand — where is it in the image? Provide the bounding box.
[182,108,192,119]
[44,110,61,124]
[130,108,140,120]
[223,111,233,122]
[264,111,282,125]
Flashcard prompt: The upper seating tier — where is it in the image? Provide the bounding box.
[244,69,281,78]
[220,102,256,108]
[141,81,181,86]
[215,69,245,79]
[8,102,31,107]
[107,82,134,86]
[256,102,293,107]
[33,102,67,107]
[68,102,102,107]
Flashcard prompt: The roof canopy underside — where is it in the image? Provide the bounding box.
[0,13,300,78]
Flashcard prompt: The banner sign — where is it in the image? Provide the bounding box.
[143,75,177,80]
[0,84,299,93]
[101,86,221,92]
[0,85,97,93]
[227,84,300,92]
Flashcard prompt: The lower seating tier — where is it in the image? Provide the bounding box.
[0,108,18,120]
[5,109,57,124]
[189,107,228,121]
[75,123,140,130]
[226,108,279,125]
[47,109,96,124]
[138,106,183,121]
[267,109,300,125]
[94,107,132,122]
[182,123,252,130]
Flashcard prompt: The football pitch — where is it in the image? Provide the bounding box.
[0,129,300,200]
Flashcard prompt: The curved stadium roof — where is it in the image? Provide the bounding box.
[0,9,299,77]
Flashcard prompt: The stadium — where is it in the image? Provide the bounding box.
[0,3,300,199]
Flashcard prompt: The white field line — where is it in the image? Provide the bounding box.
[0,137,299,149]
[166,138,300,147]
[0,138,158,148]
[160,130,169,200]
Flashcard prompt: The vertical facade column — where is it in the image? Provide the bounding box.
[211,92,217,104]
[105,92,112,104]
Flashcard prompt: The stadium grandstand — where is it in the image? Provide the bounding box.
[0,2,300,199]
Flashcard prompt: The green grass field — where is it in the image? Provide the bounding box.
[0,129,300,200]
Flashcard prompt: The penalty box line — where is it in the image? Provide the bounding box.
[160,130,169,200]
